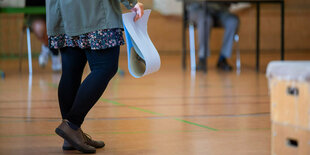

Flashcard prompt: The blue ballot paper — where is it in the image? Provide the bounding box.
[123,10,161,78]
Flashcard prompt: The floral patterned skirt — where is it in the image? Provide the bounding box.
[48,28,125,50]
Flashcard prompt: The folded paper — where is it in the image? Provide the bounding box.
[123,9,161,78]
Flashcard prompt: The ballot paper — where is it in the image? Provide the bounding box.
[123,9,161,78]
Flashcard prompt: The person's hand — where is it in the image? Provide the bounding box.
[131,2,144,22]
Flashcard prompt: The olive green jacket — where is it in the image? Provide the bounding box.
[46,0,137,36]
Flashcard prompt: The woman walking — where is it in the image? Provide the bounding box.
[45,0,144,153]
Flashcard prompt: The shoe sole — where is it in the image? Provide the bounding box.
[55,128,96,154]
[92,143,105,149]
[62,146,76,151]
[63,142,105,150]
[96,143,105,148]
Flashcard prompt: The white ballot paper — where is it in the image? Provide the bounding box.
[123,9,161,78]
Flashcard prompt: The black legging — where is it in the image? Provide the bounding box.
[58,46,119,127]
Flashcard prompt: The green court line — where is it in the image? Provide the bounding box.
[0,7,46,14]
[100,98,218,131]
[101,98,164,116]
[0,53,40,60]
[174,118,218,131]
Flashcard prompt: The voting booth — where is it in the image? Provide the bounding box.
[267,61,310,155]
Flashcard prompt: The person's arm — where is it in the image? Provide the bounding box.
[120,0,144,22]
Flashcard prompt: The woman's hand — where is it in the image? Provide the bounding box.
[131,2,144,22]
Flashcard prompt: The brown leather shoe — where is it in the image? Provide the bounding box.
[55,120,96,153]
[62,140,75,150]
[62,133,105,150]
[82,132,105,148]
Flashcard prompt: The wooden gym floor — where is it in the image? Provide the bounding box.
[0,51,309,154]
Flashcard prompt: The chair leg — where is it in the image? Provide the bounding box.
[26,27,33,74]
[189,23,196,73]
[234,34,241,74]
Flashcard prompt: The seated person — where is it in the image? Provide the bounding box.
[25,0,61,71]
[187,2,239,71]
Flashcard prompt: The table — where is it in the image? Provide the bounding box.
[0,7,46,74]
[181,0,285,72]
